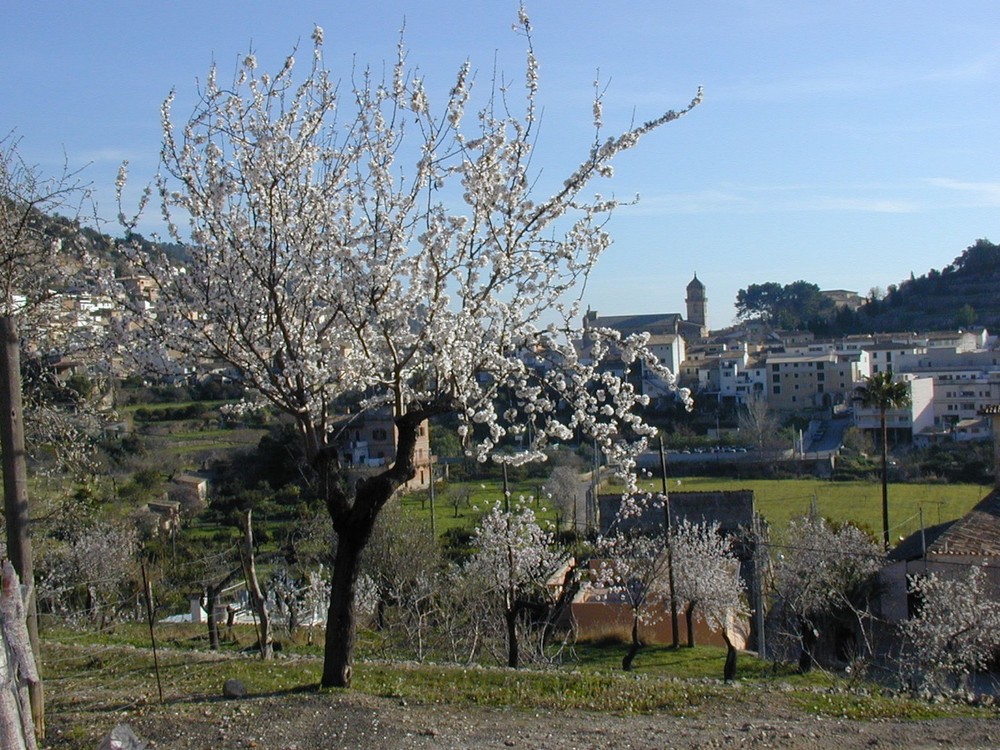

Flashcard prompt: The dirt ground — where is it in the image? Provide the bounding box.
[62,688,1000,750]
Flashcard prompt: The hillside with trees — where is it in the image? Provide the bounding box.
[734,239,1000,335]
[857,238,1000,332]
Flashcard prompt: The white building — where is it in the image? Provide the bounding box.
[853,373,935,442]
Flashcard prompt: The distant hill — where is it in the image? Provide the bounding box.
[13,204,188,284]
[854,239,1000,333]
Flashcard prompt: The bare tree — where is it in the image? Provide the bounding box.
[738,395,784,458]
[241,510,273,659]
[118,13,698,687]
[772,513,882,672]
[0,134,91,736]
[362,498,443,659]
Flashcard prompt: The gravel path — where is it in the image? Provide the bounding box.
[107,689,1000,750]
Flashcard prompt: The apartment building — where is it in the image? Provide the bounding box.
[694,348,767,406]
[853,374,935,441]
[830,335,924,373]
[765,350,869,411]
[894,349,1000,433]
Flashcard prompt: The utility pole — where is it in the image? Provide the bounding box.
[428,458,437,540]
[659,436,680,649]
[752,512,767,660]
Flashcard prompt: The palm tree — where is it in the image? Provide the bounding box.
[854,370,911,549]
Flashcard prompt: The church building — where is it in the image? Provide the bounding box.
[584,273,709,342]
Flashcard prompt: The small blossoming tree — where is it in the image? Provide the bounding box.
[671,519,746,679]
[594,509,673,670]
[772,513,882,672]
[901,567,1000,692]
[119,9,698,687]
[467,499,556,668]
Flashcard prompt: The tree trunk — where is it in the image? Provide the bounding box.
[685,602,696,648]
[242,510,272,659]
[505,605,519,669]
[798,617,817,673]
[622,612,641,671]
[206,587,220,650]
[880,409,890,550]
[204,565,243,650]
[318,408,430,688]
[722,631,738,682]
[0,315,42,740]
[321,536,365,688]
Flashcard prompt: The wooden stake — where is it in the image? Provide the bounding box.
[140,563,163,703]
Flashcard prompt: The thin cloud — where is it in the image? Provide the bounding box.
[626,183,920,216]
[924,178,1000,207]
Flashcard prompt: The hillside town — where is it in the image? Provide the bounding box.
[583,274,999,447]
[40,265,999,453]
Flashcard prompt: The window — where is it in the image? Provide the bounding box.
[772,385,781,395]
[372,428,389,441]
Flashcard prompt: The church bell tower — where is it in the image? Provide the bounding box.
[685,273,707,333]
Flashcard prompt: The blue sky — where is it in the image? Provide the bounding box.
[4,1,999,330]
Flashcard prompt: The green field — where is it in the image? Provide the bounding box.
[602,475,989,544]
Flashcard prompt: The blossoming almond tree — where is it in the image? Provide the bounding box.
[671,519,746,679]
[773,513,882,672]
[594,519,673,671]
[119,10,699,687]
[468,499,556,668]
[901,567,1000,692]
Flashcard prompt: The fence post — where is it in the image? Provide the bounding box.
[0,561,39,750]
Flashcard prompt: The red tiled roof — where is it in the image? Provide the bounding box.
[927,490,1000,557]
